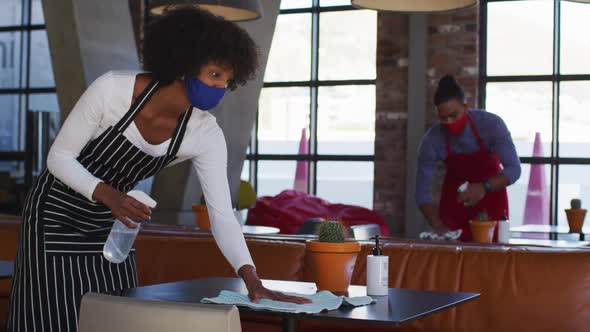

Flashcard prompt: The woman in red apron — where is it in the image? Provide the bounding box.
[416,75,521,241]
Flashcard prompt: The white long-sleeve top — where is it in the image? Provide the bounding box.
[46,70,254,273]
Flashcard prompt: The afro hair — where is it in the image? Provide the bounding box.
[142,6,259,89]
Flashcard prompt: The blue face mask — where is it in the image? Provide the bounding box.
[184,78,226,111]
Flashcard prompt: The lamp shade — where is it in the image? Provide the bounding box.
[351,0,477,12]
[149,0,262,21]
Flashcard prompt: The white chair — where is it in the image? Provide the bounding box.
[78,293,241,332]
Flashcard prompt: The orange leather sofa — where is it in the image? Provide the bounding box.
[0,217,18,332]
[2,219,590,332]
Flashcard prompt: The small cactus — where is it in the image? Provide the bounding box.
[318,220,347,243]
[475,210,490,222]
[571,199,582,209]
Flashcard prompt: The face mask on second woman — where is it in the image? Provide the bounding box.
[443,112,468,136]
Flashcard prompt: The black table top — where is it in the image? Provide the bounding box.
[0,261,14,279]
[120,278,479,326]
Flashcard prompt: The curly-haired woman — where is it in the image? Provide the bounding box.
[7,7,309,332]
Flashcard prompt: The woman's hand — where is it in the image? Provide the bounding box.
[432,222,451,236]
[238,265,311,304]
[248,285,311,304]
[458,182,485,206]
[92,183,151,228]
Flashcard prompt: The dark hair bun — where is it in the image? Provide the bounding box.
[438,75,459,90]
[434,74,465,106]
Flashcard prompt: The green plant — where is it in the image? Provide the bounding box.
[318,220,348,243]
[475,210,490,222]
[199,195,206,205]
[571,199,582,209]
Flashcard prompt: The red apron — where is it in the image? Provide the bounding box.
[439,115,509,241]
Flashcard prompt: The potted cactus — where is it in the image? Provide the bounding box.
[565,199,587,233]
[469,210,497,243]
[306,220,361,293]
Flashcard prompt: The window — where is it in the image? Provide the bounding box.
[0,0,58,211]
[246,1,377,208]
[482,0,590,229]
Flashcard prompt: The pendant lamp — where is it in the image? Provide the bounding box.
[351,0,477,12]
[149,0,262,21]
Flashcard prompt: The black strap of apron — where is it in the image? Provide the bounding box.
[112,78,192,158]
[115,79,160,132]
[166,105,193,156]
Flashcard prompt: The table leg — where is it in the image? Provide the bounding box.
[283,317,297,332]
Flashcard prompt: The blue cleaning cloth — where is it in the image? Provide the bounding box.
[201,290,374,314]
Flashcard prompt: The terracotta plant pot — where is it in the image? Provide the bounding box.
[192,204,210,231]
[469,220,497,243]
[565,208,587,233]
[306,240,361,293]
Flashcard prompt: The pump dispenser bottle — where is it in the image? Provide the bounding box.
[366,235,389,296]
[497,209,510,244]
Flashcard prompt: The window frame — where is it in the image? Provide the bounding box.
[247,1,377,199]
[480,0,590,231]
[0,0,56,189]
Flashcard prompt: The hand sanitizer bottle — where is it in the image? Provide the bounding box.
[366,235,388,296]
[458,181,470,206]
[103,190,157,264]
[497,210,510,244]
[457,181,469,193]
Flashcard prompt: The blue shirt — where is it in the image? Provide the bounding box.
[415,109,521,206]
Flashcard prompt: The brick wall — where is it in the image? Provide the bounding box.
[374,6,479,236]
[374,13,409,235]
[427,8,480,126]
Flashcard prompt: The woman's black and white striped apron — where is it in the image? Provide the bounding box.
[7,80,192,332]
